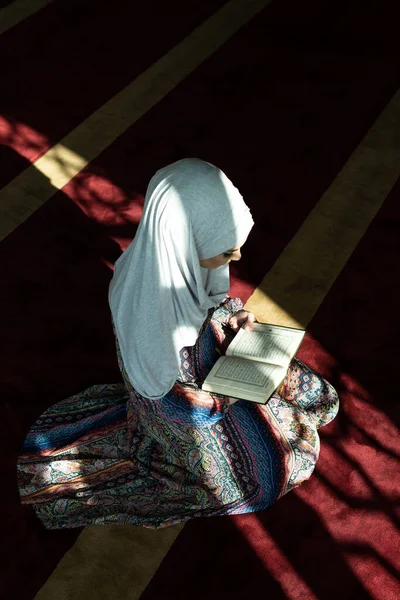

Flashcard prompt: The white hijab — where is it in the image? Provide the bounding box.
[109,158,254,399]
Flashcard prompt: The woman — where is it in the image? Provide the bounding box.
[17,158,339,529]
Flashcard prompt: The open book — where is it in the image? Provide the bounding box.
[202,322,305,404]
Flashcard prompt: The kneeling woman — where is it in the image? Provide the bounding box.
[17,158,339,529]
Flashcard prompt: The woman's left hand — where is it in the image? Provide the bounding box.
[228,309,257,332]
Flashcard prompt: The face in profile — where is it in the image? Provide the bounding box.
[199,237,248,270]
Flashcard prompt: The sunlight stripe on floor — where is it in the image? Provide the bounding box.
[0,0,54,36]
[245,88,400,328]
[0,0,271,242]
[34,523,184,600]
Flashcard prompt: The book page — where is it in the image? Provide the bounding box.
[205,356,285,393]
[227,323,305,367]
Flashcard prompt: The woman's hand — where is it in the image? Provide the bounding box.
[228,309,257,332]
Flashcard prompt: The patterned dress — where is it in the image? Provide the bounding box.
[17,297,339,529]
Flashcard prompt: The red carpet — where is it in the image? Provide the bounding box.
[1,0,399,598]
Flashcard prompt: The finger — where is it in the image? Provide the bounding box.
[228,316,239,332]
[244,316,256,330]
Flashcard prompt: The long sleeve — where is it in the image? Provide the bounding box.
[127,298,245,427]
[155,296,245,426]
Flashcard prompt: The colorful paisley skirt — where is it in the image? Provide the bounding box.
[17,298,339,529]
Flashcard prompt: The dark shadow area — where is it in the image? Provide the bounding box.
[139,515,289,600]
[0,0,16,10]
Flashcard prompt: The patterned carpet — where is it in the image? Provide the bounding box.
[1,0,399,598]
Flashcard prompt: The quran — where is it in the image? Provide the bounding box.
[202,322,305,404]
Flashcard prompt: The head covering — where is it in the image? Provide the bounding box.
[109,158,254,399]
